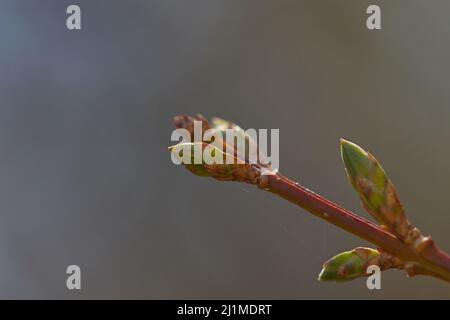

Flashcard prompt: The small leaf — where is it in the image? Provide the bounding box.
[318,247,380,282]
[340,139,415,242]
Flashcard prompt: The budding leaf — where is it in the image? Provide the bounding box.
[318,247,380,282]
[168,142,260,184]
[340,139,413,241]
[211,117,234,130]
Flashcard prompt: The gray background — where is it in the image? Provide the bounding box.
[0,0,449,299]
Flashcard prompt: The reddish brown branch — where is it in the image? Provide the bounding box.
[264,173,450,282]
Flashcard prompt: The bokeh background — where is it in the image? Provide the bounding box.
[0,0,449,299]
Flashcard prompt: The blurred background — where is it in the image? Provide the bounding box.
[0,0,449,299]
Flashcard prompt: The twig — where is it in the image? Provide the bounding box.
[169,114,450,283]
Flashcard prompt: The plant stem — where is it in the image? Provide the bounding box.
[171,114,450,283]
[264,173,450,282]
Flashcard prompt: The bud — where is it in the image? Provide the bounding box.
[173,114,211,141]
[340,139,421,245]
[318,247,382,282]
[169,142,261,184]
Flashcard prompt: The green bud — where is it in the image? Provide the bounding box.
[318,247,380,282]
[340,139,414,241]
[168,142,260,184]
[211,117,253,150]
